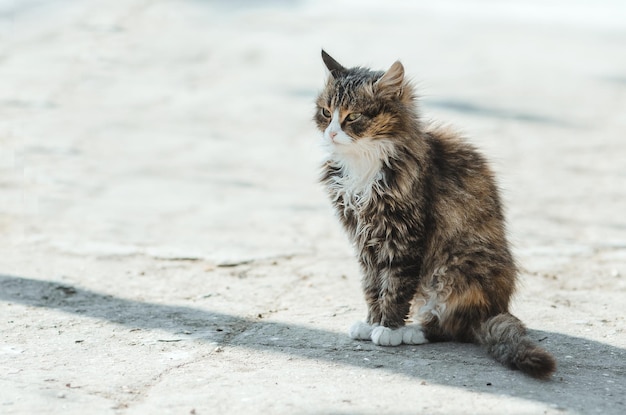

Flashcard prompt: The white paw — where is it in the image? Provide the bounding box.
[370,324,429,346]
[349,321,377,341]
[371,326,403,346]
[401,323,428,345]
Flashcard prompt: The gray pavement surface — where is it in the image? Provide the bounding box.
[1,1,625,414]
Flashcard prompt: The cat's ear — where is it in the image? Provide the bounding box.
[321,50,347,78]
[376,61,405,96]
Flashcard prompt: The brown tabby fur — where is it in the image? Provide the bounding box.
[314,50,556,379]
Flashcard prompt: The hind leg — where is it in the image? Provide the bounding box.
[417,294,486,344]
[420,316,451,343]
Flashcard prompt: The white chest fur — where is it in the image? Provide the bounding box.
[322,112,396,211]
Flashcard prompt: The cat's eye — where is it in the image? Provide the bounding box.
[320,108,331,118]
[346,112,362,122]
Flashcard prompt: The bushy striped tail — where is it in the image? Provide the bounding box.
[477,313,556,379]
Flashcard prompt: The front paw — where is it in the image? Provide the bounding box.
[371,326,403,346]
[371,324,429,346]
[348,321,377,341]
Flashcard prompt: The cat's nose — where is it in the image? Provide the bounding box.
[329,131,338,139]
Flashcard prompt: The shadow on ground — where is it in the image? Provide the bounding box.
[423,98,578,127]
[1,274,624,412]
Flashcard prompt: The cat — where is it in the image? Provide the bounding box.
[313,50,556,379]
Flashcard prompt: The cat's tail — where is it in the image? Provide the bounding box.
[476,313,556,379]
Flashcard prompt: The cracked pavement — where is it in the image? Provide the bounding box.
[1,1,625,414]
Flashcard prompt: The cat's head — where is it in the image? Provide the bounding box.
[314,50,416,157]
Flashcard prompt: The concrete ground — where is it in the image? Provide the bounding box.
[1,1,625,414]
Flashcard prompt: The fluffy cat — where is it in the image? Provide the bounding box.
[314,50,556,379]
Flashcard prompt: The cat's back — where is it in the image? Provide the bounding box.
[420,126,507,243]
[424,126,493,182]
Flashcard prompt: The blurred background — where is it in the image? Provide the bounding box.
[1,2,625,413]
[1,0,625,271]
